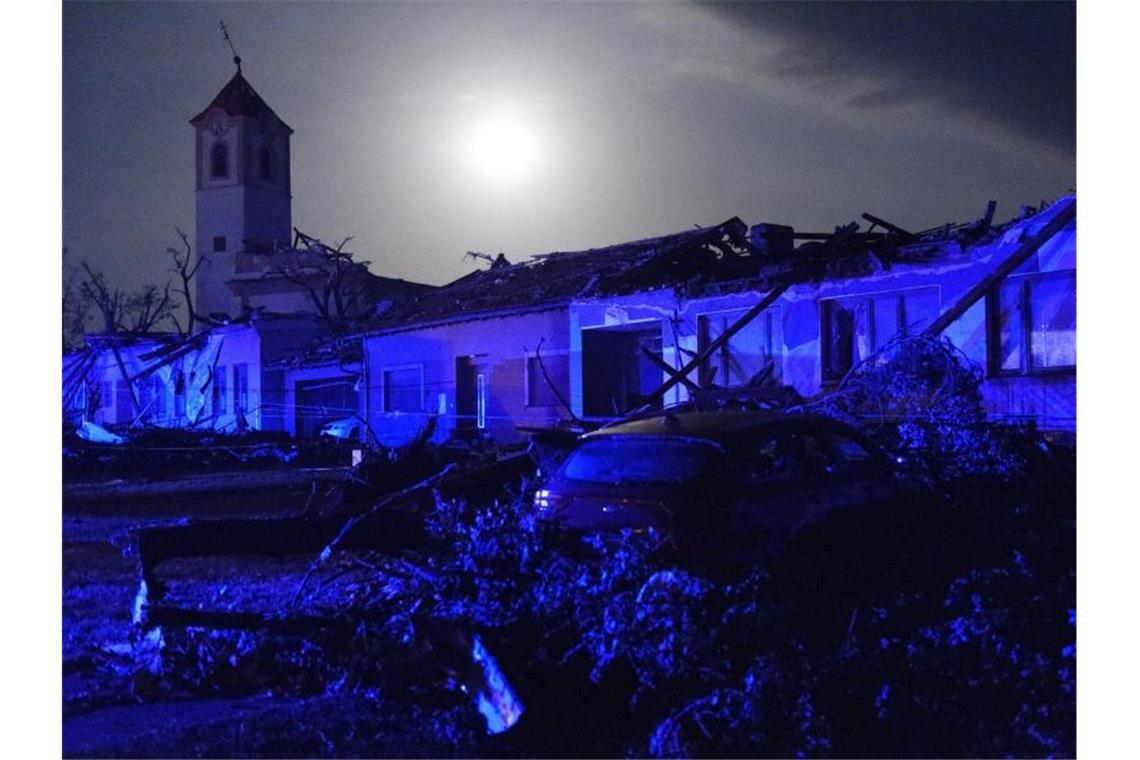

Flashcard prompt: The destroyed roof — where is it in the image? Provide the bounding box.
[269,335,364,371]
[190,71,292,132]
[365,218,764,333]
[359,196,1074,337]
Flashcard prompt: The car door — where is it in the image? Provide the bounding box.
[818,426,897,508]
[722,427,811,561]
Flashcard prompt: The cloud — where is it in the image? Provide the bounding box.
[635,1,1074,155]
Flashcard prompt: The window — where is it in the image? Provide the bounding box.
[115,380,133,424]
[174,371,186,418]
[989,270,1075,375]
[731,431,796,482]
[233,363,249,413]
[138,378,151,418]
[562,438,719,485]
[383,367,422,412]
[151,375,167,419]
[260,145,273,182]
[213,236,226,253]
[822,288,939,383]
[212,365,228,414]
[698,306,782,386]
[210,142,229,178]
[90,381,112,418]
[526,354,568,407]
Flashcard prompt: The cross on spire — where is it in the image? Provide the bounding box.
[219,20,242,73]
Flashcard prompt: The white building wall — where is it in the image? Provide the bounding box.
[363,309,571,447]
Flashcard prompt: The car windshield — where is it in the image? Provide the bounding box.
[561,437,719,486]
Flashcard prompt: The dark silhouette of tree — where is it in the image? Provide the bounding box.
[62,247,93,350]
[167,227,206,336]
[266,228,373,332]
[78,260,173,335]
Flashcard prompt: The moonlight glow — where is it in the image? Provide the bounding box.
[464,114,540,183]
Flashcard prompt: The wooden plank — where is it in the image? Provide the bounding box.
[644,279,792,403]
[641,346,701,396]
[861,213,915,239]
[922,199,1076,338]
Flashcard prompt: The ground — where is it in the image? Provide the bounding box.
[62,424,1076,758]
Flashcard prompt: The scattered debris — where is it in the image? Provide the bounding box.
[76,420,126,445]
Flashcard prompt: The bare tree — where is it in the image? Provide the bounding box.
[167,227,205,336]
[78,260,173,334]
[62,247,92,350]
[266,228,373,331]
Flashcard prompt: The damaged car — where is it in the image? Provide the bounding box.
[534,411,913,563]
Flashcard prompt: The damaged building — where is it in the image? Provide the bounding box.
[63,64,432,436]
[62,63,1076,447]
[356,196,1075,447]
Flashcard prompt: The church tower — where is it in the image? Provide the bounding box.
[190,62,293,319]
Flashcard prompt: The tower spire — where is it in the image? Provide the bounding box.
[219,20,242,73]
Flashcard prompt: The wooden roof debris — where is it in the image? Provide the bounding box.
[362,197,1067,336]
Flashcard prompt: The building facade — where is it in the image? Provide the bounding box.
[357,197,1075,447]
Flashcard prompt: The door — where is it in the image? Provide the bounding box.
[455,357,490,436]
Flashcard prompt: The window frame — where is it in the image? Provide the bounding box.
[232,363,249,414]
[212,365,228,415]
[696,305,782,387]
[820,286,940,385]
[986,269,1076,378]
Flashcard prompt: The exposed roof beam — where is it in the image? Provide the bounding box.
[921,199,1076,338]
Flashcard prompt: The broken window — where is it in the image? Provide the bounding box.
[383,367,423,413]
[526,353,568,408]
[822,288,939,383]
[989,270,1075,374]
[233,363,249,414]
[212,365,228,415]
[210,142,228,179]
[698,306,782,386]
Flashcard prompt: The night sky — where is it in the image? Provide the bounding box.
[63,1,1075,294]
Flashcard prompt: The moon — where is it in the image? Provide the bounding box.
[464,114,539,183]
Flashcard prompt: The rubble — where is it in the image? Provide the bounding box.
[76,420,126,445]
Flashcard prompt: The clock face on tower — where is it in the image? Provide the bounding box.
[209,118,230,138]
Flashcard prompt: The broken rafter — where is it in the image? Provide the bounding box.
[644,279,793,403]
[861,213,916,239]
[922,198,1075,338]
[641,347,702,396]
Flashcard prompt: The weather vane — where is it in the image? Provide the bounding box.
[219,20,242,73]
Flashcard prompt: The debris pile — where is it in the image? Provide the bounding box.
[87,408,1075,757]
